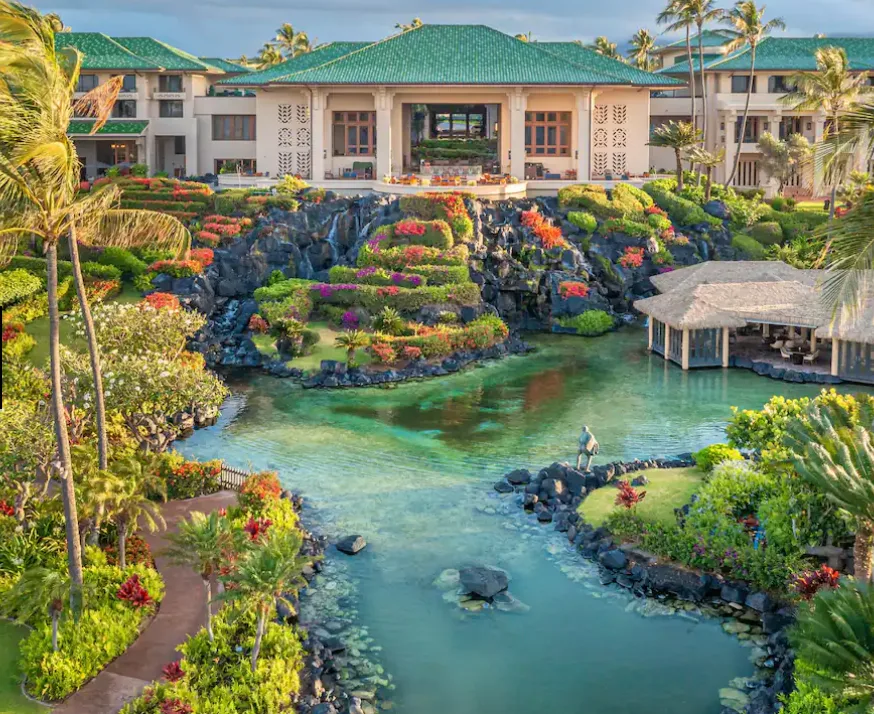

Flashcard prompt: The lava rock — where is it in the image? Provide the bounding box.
[506,469,532,485]
[459,566,509,599]
[493,480,514,494]
[599,549,628,570]
[745,591,774,613]
[336,535,367,555]
[721,583,750,605]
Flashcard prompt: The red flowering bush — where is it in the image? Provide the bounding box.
[645,205,668,217]
[2,321,24,343]
[559,282,590,299]
[394,220,427,237]
[163,459,221,500]
[0,499,14,517]
[248,314,269,333]
[142,292,181,311]
[148,260,203,278]
[370,342,398,364]
[376,286,400,297]
[521,209,545,229]
[615,481,646,509]
[77,279,121,307]
[159,699,192,714]
[117,574,153,608]
[793,565,841,600]
[190,248,214,268]
[239,471,282,514]
[162,661,185,683]
[196,230,220,247]
[534,222,571,251]
[243,517,273,542]
[618,247,645,269]
[104,534,155,568]
[202,222,241,237]
[402,346,422,360]
[402,245,428,264]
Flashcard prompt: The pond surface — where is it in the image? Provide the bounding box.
[180,329,855,714]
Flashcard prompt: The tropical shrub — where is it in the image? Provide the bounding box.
[731,233,766,260]
[103,535,155,569]
[602,217,653,238]
[239,472,282,515]
[399,192,474,241]
[6,255,70,282]
[81,261,123,281]
[693,444,743,472]
[357,244,469,270]
[615,480,646,508]
[158,454,222,501]
[0,269,42,308]
[792,565,841,600]
[567,211,597,233]
[557,310,613,336]
[643,181,722,227]
[647,212,673,232]
[276,174,310,194]
[618,247,645,269]
[652,249,674,266]
[613,182,654,210]
[558,281,589,299]
[374,219,454,250]
[252,278,315,303]
[98,247,148,277]
[724,194,770,229]
[309,282,481,313]
[189,248,214,268]
[779,681,843,714]
[558,184,624,219]
[751,221,784,246]
[1,327,36,359]
[609,186,645,218]
[328,265,426,288]
[148,260,203,278]
[369,315,508,361]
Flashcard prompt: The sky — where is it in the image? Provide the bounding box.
[31,0,874,59]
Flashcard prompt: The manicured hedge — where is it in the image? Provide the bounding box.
[120,199,209,212]
[369,314,509,360]
[0,269,43,308]
[568,211,597,233]
[311,282,481,313]
[613,183,654,210]
[642,182,722,228]
[81,261,123,281]
[602,217,654,238]
[357,244,469,270]
[399,192,474,242]
[758,208,828,241]
[328,265,427,288]
[558,185,624,219]
[750,221,784,246]
[373,219,454,250]
[6,255,73,282]
[253,278,316,303]
[731,233,766,260]
[98,247,148,277]
[558,310,614,336]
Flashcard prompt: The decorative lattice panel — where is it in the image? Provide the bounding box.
[612,153,627,175]
[612,105,627,125]
[612,128,627,148]
[593,128,608,149]
[593,152,608,176]
[274,102,312,178]
[591,104,629,177]
[593,105,608,125]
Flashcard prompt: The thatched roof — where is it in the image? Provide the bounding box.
[635,280,826,329]
[822,297,874,345]
[650,261,807,294]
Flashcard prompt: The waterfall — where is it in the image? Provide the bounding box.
[326,213,340,265]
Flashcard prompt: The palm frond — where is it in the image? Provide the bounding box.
[79,206,192,257]
[72,75,124,133]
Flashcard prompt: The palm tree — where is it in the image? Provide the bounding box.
[44,12,67,32]
[588,37,623,61]
[73,445,124,547]
[111,461,166,568]
[782,47,873,219]
[256,43,284,69]
[658,1,697,136]
[274,24,310,59]
[791,580,874,706]
[686,145,726,200]
[218,530,311,672]
[335,329,370,366]
[721,1,786,186]
[785,401,874,583]
[628,29,658,71]
[396,18,423,32]
[164,510,241,641]
[2,568,71,652]
[648,120,703,192]
[688,0,723,154]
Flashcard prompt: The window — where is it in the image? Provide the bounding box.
[159,75,183,93]
[735,116,763,143]
[779,116,804,140]
[768,75,792,93]
[731,75,756,93]
[431,109,485,139]
[332,111,376,156]
[160,100,184,118]
[119,74,137,92]
[174,136,186,155]
[212,115,256,140]
[215,159,256,174]
[77,74,98,92]
[524,111,571,156]
[112,100,137,118]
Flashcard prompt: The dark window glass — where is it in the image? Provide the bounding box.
[160,100,184,118]
[77,74,98,92]
[174,136,186,154]
[112,100,137,118]
[731,76,756,93]
[159,75,183,93]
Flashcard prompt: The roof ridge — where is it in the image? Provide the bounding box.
[112,36,218,72]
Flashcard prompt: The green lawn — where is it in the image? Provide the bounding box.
[793,201,829,213]
[577,466,705,528]
[0,621,45,714]
[253,321,372,372]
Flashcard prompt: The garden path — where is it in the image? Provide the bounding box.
[54,490,238,714]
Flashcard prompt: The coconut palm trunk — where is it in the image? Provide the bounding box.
[47,244,84,611]
[728,45,757,186]
[855,521,873,584]
[251,605,267,672]
[68,225,108,470]
[685,27,697,133]
[202,574,214,641]
[50,601,61,652]
[674,148,685,192]
[697,24,708,150]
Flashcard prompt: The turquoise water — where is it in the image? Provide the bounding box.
[180,329,858,714]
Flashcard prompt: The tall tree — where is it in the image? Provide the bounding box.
[782,46,872,219]
[256,43,284,69]
[396,18,423,32]
[274,23,310,59]
[218,530,311,672]
[688,0,723,154]
[588,36,624,61]
[628,29,658,70]
[756,131,813,196]
[164,510,242,642]
[785,400,874,583]
[647,120,703,192]
[658,0,698,136]
[721,1,786,186]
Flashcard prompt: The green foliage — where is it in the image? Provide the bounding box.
[760,208,829,241]
[133,247,175,265]
[751,221,784,246]
[375,219,455,250]
[779,681,843,714]
[724,194,770,230]
[97,247,148,278]
[0,269,42,308]
[558,184,624,219]
[80,261,122,281]
[371,314,508,359]
[643,181,722,227]
[2,329,36,359]
[275,175,310,194]
[314,282,481,313]
[253,279,315,303]
[567,211,598,233]
[652,249,674,266]
[693,443,743,472]
[557,310,614,336]
[398,193,474,242]
[328,265,427,288]
[602,217,654,238]
[265,270,287,287]
[372,306,405,335]
[356,244,469,270]
[614,183,654,210]
[732,233,766,260]
[647,213,673,232]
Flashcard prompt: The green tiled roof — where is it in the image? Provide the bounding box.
[113,37,217,72]
[68,120,149,135]
[539,42,682,86]
[55,33,161,70]
[655,30,734,53]
[659,52,737,74]
[199,57,252,73]
[219,42,371,85]
[227,25,681,87]
[704,37,874,72]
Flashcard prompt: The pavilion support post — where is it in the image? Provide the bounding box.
[681,328,690,371]
[789,326,796,340]
[575,89,592,182]
[664,324,671,363]
[811,329,817,353]
[648,319,653,351]
[763,324,770,338]
[722,327,730,368]
[508,87,527,181]
[832,338,840,376]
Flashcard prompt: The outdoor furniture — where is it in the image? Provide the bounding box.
[791,352,804,365]
[780,345,792,361]
[352,161,374,179]
[770,340,784,350]
[803,350,820,364]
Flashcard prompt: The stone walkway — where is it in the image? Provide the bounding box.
[54,490,238,714]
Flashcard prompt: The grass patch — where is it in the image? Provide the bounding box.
[577,466,705,528]
[792,201,828,213]
[0,621,46,713]
[253,321,374,372]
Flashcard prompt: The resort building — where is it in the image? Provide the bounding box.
[634,262,874,385]
[651,35,874,194]
[59,25,681,194]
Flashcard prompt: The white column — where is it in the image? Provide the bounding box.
[722,327,730,368]
[722,111,737,186]
[831,338,840,376]
[508,87,527,180]
[374,87,393,180]
[647,319,654,351]
[185,123,198,176]
[311,89,326,182]
[575,89,592,182]
[681,328,690,371]
[813,115,827,195]
[144,132,156,176]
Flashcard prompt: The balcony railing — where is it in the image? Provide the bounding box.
[152,90,186,100]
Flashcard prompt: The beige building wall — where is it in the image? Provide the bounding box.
[591,88,651,177]
[194,96,257,175]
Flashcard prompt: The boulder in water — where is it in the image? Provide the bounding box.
[459,566,509,599]
[336,535,367,555]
